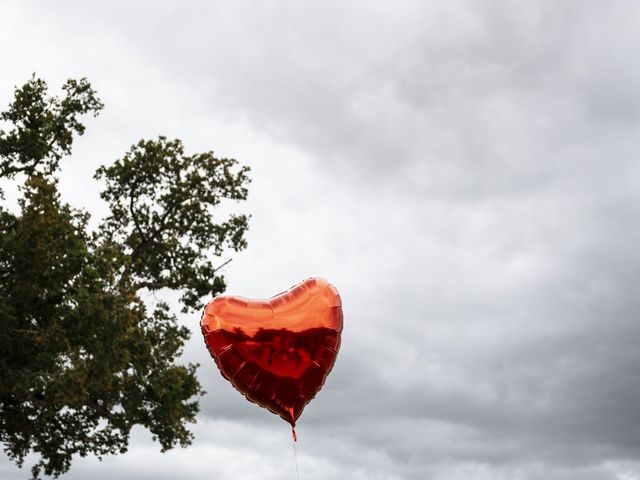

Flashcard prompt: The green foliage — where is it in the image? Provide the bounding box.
[0,77,250,478]
[0,76,103,179]
[95,137,250,311]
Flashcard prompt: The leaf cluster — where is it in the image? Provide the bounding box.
[95,136,250,311]
[0,76,103,179]
[0,77,250,478]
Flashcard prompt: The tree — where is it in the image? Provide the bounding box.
[0,76,250,479]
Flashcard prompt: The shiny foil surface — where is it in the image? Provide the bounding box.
[201,278,343,427]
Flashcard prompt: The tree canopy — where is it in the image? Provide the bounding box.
[0,76,250,479]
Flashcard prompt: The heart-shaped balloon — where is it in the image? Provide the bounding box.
[201,278,343,430]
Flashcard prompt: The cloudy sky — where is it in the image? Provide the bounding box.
[2,1,640,479]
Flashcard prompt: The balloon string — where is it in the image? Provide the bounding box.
[292,429,301,480]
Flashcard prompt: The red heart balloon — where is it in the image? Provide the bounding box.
[201,278,343,430]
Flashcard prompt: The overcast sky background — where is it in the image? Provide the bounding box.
[2,1,640,479]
